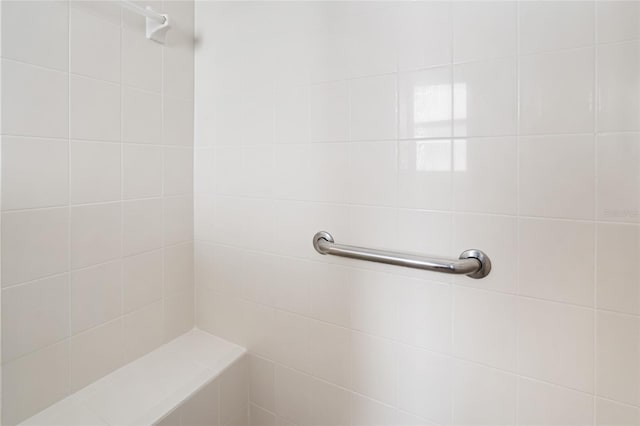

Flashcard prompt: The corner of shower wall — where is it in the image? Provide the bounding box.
[191,0,248,349]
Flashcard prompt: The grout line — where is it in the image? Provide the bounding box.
[0,0,3,416]
[160,0,167,345]
[119,0,127,367]
[2,194,194,214]
[191,0,198,332]
[148,128,640,148]
[448,2,456,423]
[186,193,640,225]
[0,134,196,148]
[6,130,628,147]
[593,2,600,423]
[66,0,73,399]
[515,0,521,420]
[392,44,401,413]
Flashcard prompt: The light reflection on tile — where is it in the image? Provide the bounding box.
[399,67,452,139]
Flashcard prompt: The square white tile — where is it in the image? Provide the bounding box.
[2,137,69,210]
[519,48,594,135]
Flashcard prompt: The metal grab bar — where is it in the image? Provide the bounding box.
[312,231,491,279]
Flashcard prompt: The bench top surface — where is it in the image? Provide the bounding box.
[20,329,246,426]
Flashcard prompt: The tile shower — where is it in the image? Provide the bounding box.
[1,1,640,425]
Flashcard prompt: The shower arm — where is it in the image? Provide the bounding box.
[121,0,170,43]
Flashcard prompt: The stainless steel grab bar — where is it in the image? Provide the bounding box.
[312,231,491,279]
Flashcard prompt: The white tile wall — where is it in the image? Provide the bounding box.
[0,1,195,424]
[519,1,594,54]
[395,2,451,72]
[3,0,639,424]
[518,218,595,306]
[397,344,451,424]
[596,311,640,406]
[518,378,594,426]
[349,74,397,142]
[452,360,517,425]
[597,1,640,44]
[70,202,122,269]
[123,250,163,314]
[194,2,640,426]
[70,7,121,83]
[596,398,640,426]
[2,137,69,210]
[123,144,163,199]
[452,1,517,63]
[596,223,640,314]
[398,66,452,139]
[519,47,595,135]
[597,133,640,223]
[598,40,640,132]
[69,318,124,392]
[518,298,594,393]
[1,1,69,71]
[452,137,517,214]
[70,75,121,142]
[2,208,69,286]
[2,342,70,426]
[69,141,121,204]
[453,57,517,137]
[2,59,69,139]
[122,199,163,256]
[453,286,517,371]
[519,134,595,219]
[309,81,349,143]
[70,261,121,334]
[2,275,69,363]
[122,88,162,144]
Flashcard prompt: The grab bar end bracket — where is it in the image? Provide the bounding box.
[460,249,491,279]
[313,231,334,254]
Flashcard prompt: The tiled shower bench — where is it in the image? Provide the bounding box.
[19,330,248,426]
